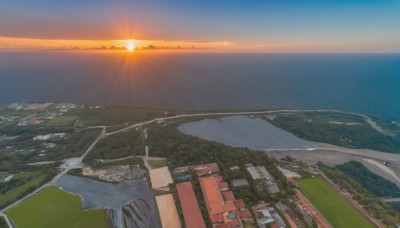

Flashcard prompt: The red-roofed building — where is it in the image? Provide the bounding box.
[271,223,279,228]
[214,175,224,183]
[211,214,225,224]
[218,182,229,192]
[200,176,254,227]
[230,218,241,226]
[192,163,220,176]
[215,223,233,228]
[224,201,237,212]
[199,177,225,216]
[238,209,254,223]
[234,199,246,210]
[176,182,206,228]
[222,191,235,201]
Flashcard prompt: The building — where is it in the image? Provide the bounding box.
[234,200,253,223]
[251,203,288,228]
[251,203,276,227]
[267,183,280,194]
[276,202,288,212]
[246,165,275,182]
[231,179,249,188]
[218,181,229,192]
[173,163,220,177]
[222,191,235,201]
[173,166,190,174]
[199,176,254,227]
[277,166,301,178]
[272,213,286,228]
[294,190,330,228]
[176,182,206,228]
[284,210,305,228]
[191,163,220,176]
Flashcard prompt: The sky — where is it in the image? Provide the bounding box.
[0,0,399,52]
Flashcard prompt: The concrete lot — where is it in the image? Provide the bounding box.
[155,194,181,228]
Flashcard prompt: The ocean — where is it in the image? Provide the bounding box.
[1,51,399,120]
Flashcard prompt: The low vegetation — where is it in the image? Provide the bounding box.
[297,177,374,228]
[86,128,143,160]
[42,115,78,126]
[6,186,108,228]
[148,159,167,168]
[71,106,171,127]
[0,217,7,228]
[387,202,400,213]
[268,112,400,153]
[0,170,55,209]
[337,161,400,197]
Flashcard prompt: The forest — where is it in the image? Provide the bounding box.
[337,161,400,197]
[269,112,400,153]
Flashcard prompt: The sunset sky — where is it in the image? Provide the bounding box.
[1,0,399,52]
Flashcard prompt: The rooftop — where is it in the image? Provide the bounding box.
[231,178,249,187]
[222,191,235,201]
[176,182,206,228]
[199,176,225,216]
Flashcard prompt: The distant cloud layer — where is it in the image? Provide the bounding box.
[0,0,399,52]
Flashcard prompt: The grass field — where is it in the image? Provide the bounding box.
[6,186,108,228]
[43,115,78,126]
[297,177,374,228]
[0,172,48,209]
[148,159,167,168]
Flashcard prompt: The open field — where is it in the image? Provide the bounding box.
[42,115,78,126]
[148,159,167,168]
[71,107,171,127]
[297,177,374,228]
[6,186,108,228]
[0,172,49,209]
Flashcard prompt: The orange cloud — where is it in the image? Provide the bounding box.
[0,36,233,51]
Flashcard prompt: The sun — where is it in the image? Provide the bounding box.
[125,41,136,51]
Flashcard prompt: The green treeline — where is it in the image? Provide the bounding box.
[337,161,400,197]
[0,217,7,228]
